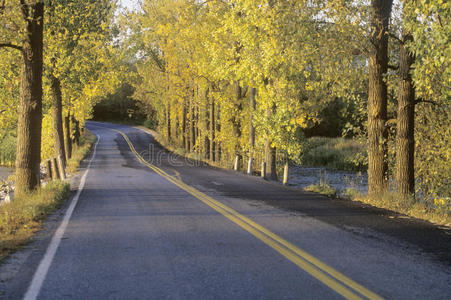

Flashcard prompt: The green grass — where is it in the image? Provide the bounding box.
[304,183,337,198]
[301,137,367,171]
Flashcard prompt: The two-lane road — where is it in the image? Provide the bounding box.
[1,122,450,299]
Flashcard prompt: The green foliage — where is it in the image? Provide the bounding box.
[143,118,157,130]
[415,105,451,202]
[0,131,16,167]
[301,137,367,171]
[93,83,146,123]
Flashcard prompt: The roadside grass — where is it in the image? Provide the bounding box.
[304,183,337,198]
[301,137,366,171]
[66,130,96,173]
[138,127,450,227]
[0,181,70,261]
[346,191,451,226]
[0,130,96,262]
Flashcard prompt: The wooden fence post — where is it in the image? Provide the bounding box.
[57,155,66,180]
[233,155,240,171]
[261,162,266,179]
[46,159,52,180]
[247,157,253,175]
[283,163,289,185]
[52,157,60,180]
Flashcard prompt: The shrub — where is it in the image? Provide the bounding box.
[0,133,16,166]
[301,137,367,171]
[143,118,157,130]
[304,183,337,198]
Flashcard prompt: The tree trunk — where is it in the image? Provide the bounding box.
[166,102,171,141]
[216,103,221,162]
[249,86,256,149]
[204,88,210,159]
[64,112,72,161]
[183,99,188,152]
[209,92,216,162]
[189,97,195,151]
[265,103,278,181]
[50,74,66,168]
[72,116,80,146]
[396,31,415,197]
[190,96,195,151]
[367,0,392,196]
[265,138,277,181]
[14,2,44,195]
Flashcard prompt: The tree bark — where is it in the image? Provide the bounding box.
[209,91,216,162]
[190,96,195,151]
[249,86,256,149]
[232,81,243,139]
[64,111,72,161]
[189,97,195,151]
[166,102,171,141]
[265,103,278,181]
[367,0,393,196]
[182,99,188,152]
[72,116,80,146]
[204,88,210,159]
[14,2,44,195]
[50,74,66,168]
[396,31,415,197]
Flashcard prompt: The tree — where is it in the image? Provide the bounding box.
[367,0,393,196]
[1,1,45,195]
[395,27,415,198]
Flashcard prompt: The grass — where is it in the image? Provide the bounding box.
[0,181,70,261]
[304,183,337,198]
[0,130,96,261]
[301,137,367,171]
[347,191,450,226]
[66,130,96,173]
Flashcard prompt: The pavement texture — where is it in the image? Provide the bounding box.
[0,121,450,300]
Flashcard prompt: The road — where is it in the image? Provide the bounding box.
[1,121,450,299]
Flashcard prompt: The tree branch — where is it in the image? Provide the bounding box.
[388,32,403,44]
[387,64,398,70]
[415,99,441,106]
[0,43,23,52]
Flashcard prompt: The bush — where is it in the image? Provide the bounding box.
[304,183,337,198]
[0,133,16,166]
[143,118,157,130]
[301,137,367,171]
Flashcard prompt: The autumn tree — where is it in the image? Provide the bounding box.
[1,0,44,194]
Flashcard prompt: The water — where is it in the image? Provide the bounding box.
[288,166,368,195]
[0,167,14,181]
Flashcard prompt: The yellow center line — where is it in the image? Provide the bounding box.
[113,128,384,300]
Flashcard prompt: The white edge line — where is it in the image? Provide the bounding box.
[23,134,100,300]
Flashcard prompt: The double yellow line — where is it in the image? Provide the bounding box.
[114,128,383,300]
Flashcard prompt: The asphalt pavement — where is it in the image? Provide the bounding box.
[0,121,450,300]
